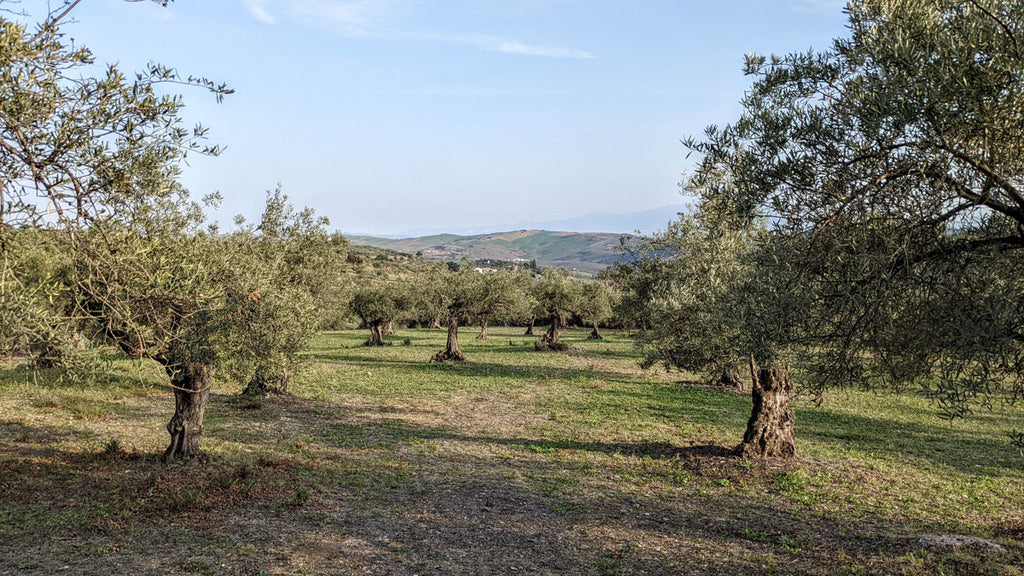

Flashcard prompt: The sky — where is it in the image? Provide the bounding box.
[22,0,849,235]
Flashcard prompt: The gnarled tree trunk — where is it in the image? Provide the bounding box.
[524,316,535,336]
[164,363,213,461]
[477,320,488,340]
[708,366,745,390]
[430,316,466,362]
[365,322,389,346]
[587,322,603,340]
[737,359,795,458]
[243,367,291,396]
[382,320,394,336]
[541,315,563,344]
[428,315,442,330]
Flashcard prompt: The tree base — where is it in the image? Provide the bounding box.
[707,367,745,390]
[430,349,466,363]
[242,371,291,397]
[736,364,795,458]
[587,329,603,340]
[364,339,392,347]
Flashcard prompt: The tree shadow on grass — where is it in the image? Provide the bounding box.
[467,343,647,361]
[310,351,643,387]
[798,407,1024,475]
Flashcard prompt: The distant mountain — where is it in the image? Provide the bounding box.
[347,230,632,276]
[517,204,688,235]
[353,204,689,238]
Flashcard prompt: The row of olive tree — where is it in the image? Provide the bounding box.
[347,265,618,361]
[619,0,1024,458]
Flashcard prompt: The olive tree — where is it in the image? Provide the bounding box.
[635,0,1024,457]
[621,215,806,457]
[577,279,616,340]
[532,269,582,347]
[472,269,530,340]
[349,282,410,346]
[0,228,77,366]
[0,12,234,459]
[420,264,481,362]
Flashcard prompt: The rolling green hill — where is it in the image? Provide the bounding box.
[347,230,630,275]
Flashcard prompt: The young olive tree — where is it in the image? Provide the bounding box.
[227,187,333,396]
[0,228,77,366]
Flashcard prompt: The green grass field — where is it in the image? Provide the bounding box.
[1,328,1022,575]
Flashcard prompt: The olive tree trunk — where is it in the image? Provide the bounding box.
[737,360,795,458]
[709,366,745,390]
[242,367,291,396]
[430,316,466,362]
[365,322,389,346]
[524,316,535,336]
[164,363,213,461]
[541,315,563,344]
[477,320,489,340]
[587,322,603,340]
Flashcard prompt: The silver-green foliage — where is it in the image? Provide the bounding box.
[659,0,1024,417]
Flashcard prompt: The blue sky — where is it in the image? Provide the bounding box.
[34,0,848,235]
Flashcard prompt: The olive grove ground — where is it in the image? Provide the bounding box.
[1,328,1021,575]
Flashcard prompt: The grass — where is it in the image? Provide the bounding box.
[1,327,1022,575]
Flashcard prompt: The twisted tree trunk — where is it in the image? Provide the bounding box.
[587,321,602,340]
[737,359,795,458]
[430,316,466,362]
[365,322,389,346]
[164,363,213,461]
[477,320,488,340]
[541,315,563,344]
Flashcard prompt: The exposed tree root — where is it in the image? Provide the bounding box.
[430,349,466,363]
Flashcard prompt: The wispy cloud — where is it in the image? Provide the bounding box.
[286,0,388,34]
[243,0,275,24]
[476,38,595,60]
[240,1,595,59]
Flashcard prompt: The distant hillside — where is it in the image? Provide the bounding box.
[361,204,689,238]
[347,230,630,275]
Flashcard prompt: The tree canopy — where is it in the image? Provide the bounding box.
[624,0,1024,456]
